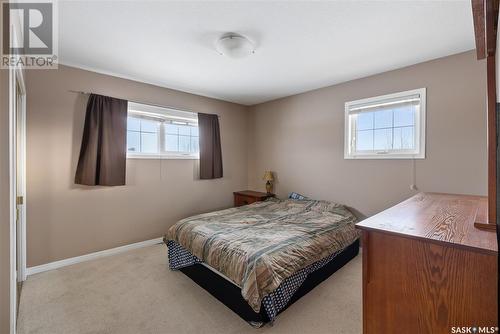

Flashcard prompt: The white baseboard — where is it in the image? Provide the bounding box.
[26,237,164,276]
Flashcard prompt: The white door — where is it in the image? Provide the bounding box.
[10,66,26,331]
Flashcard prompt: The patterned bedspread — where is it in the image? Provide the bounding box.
[165,198,360,313]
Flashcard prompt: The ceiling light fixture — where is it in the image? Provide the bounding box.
[215,33,255,59]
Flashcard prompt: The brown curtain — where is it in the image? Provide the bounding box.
[198,113,223,179]
[75,94,128,186]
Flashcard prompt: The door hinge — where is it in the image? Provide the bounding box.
[16,196,23,205]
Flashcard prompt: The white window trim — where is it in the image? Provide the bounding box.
[126,103,200,160]
[127,152,199,160]
[344,88,426,160]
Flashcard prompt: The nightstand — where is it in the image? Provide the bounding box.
[233,190,274,207]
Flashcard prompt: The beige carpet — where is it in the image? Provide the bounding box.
[17,244,362,334]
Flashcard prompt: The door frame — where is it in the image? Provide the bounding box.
[9,60,26,334]
[15,67,26,283]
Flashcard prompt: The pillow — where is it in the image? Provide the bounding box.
[289,192,308,200]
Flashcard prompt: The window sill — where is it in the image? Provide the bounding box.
[127,154,199,160]
[344,153,425,160]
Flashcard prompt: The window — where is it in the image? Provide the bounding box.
[126,102,199,159]
[344,88,426,159]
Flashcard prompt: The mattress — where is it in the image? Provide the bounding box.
[165,198,360,313]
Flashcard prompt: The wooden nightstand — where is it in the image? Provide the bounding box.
[233,190,274,207]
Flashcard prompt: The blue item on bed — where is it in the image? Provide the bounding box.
[288,192,308,200]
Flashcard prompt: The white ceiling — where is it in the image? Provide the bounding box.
[59,1,475,106]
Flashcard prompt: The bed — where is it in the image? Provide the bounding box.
[164,197,360,327]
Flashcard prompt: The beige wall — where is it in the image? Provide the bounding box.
[0,69,10,334]
[25,50,487,268]
[248,51,487,217]
[25,65,249,267]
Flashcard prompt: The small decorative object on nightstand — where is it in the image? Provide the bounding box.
[263,171,274,194]
[233,190,274,207]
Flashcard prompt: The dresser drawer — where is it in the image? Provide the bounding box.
[356,193,498,333]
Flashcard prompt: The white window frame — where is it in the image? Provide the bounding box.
[126,102,200,160]
[344,88,426,160]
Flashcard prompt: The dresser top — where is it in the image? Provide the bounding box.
[233,190,273,198]
[356,192,498,255]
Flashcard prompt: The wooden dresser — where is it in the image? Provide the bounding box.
[356,193,498,334]
[233,190,274,207]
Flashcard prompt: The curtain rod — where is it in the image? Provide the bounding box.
[68,90,220,118]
